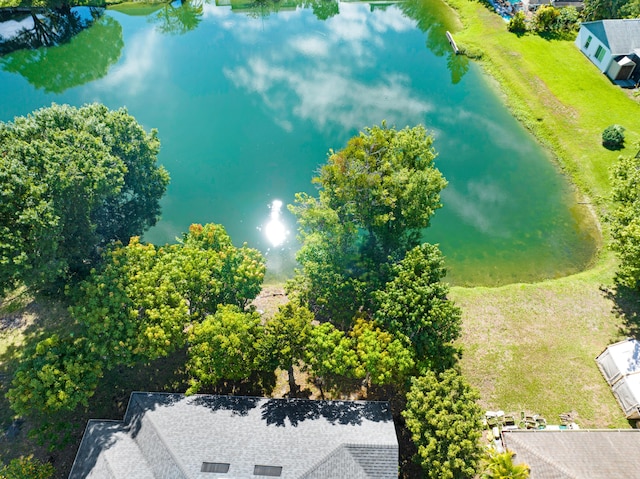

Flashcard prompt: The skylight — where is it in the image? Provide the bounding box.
[253,465,283,476]
[201,462,230,473]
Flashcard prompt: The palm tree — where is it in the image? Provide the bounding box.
[482,450,530,479]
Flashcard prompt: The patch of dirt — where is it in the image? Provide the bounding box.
[251,285,289,319]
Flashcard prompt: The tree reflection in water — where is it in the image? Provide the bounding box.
[0,13,124,93]
[400,0,469,84]
[150,0,204,35]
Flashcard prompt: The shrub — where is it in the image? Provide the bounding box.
[534,5,559,31]
[508,12,527,33]
[602,124,625,150]
[0,456,54,479]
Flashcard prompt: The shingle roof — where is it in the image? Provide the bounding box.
[582,20,640,55]
[69,393,398,479]
[502,429,640,479]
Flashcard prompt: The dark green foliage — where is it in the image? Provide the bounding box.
[7,335,103,417]
[304,322,359,397]
[554,7,579,32]
[289,123,446,324]
[621,0,640,17]
[0,456,54,479]
[508,12,527,33]
[168,223,266,316]
[610,151,640,289]
[375,243,461,369]
[584,0,630,19]
[10,223,265,419]
[402,369,484,479]
[0,103,169,295]
[602,124,625,150]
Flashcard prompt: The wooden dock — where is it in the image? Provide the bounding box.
[446,31,459,54]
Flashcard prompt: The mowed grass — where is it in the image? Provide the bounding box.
[453,254,631,429]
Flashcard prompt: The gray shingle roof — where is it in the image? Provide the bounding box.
[69,393,398,479]
[582,20,640,55]
[502,429,640,479]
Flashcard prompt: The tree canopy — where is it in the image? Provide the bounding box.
[289,123,446,324]
[402,369,484,479]
[0,103,169,295]
[610,150,640,289]
[375,243,461,369]
[186,305,263,394]
[10,223,265,417]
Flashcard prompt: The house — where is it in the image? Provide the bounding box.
[576,19,640,86]
[596,338,640,420]
[503,429,640,478]
[68,393,399,479]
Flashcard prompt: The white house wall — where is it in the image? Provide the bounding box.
[576,26,613,73]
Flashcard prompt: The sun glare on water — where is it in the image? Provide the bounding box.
[264,199,288,247]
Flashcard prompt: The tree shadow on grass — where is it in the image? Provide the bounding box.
[601,283,640,340]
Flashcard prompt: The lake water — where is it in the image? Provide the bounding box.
[0,0,598,286]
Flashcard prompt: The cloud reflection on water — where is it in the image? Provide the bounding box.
[217,2,430,134]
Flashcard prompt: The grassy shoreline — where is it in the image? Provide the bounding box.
[443,0,640,427]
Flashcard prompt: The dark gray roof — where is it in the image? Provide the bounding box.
[69,393,398,479]
[503,429,640,479]
[582,20,640,55]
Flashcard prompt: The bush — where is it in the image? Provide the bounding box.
[534,5,559,31]
[602,124,625,150]
[0,456,54,479]
[508,12,527,33]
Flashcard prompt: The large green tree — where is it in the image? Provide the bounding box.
[162,223,265,318]
[350,318,415,387]
[375,243,461,369]
[610,151,640,290]
[304,322,359,398]
[289,123,447,324]
[7,334,103,417]
[0,103,169,295]
[69,237,190,367]
[186,305,263,394]
[258,300,314,396]
[402,369,484,479]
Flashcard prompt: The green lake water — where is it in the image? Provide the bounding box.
[0,0,598,286]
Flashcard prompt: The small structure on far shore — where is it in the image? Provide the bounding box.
[446,31,459,54]
[596,338,640,420]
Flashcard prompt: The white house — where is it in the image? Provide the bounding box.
[576,19,640,84]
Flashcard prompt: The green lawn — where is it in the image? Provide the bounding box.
[453,254,630,429]
[445,0,640,429]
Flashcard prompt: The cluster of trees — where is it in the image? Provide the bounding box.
[285,124,485,478]
[508,0,639,36]
[8,223,266,418]
[3,110,488,478]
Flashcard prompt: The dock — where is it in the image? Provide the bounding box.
[446,31,459,54]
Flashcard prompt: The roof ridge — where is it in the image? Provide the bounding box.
[298,443,367,479]
[505,432,581,479]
